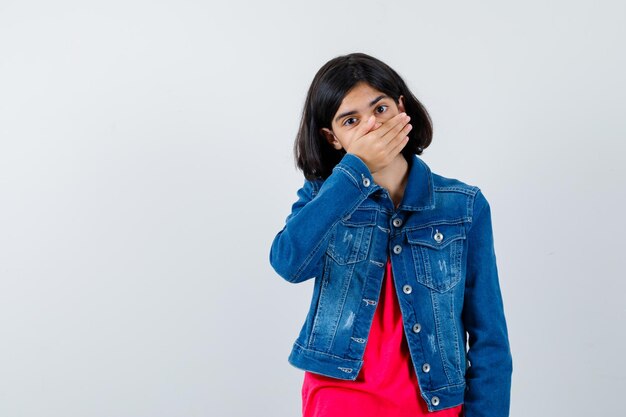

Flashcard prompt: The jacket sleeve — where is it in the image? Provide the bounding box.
[269,153,377,283]
[461,189,513,417]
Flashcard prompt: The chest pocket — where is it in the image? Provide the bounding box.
[407,223,466,292]
[326,208,376,265]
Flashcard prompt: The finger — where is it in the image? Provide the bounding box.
[359,115,376,135]
[381,116,411,145]
[383,123,412,158]
[369,113,409,142]
[389,134,410,158]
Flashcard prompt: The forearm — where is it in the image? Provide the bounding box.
[269,153,377,283]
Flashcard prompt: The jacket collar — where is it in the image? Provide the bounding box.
[397,154,435,211]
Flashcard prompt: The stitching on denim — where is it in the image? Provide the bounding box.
[404,218,470,232]
[409,323,434,394]
[292,226,333,282]
[377,225,390,233]
[431,291,454,383]
[293,342,362,362]
[467,189,484,236]
[308,261,330,348]
[334,165,360,190]
[369,259,385,267]
[338,367,353,373]
[467,187,479,221]
[311,180,322,196]
[408,234,465,251]
[376,207,395,215]
[324,263,355,352]
[341,207,377,226]
[398,162,434,211]
[328,224,361,265]
[450,287,463,377]
[400,204,436,211]
[350,337,366,344]
[421,246,433,288]
[310,259,360,349]
[428,382,467,392]
[328,203,373,266]
[434,186,476,196]
[452,240,463,289]
[409,244,425,291]
[362,298,377,306]
[292,191,367,281]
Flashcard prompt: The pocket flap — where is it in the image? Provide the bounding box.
[406,223,466,249]
[341,209,377,227]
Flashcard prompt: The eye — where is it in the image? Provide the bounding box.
[375,105,388,114]
[342,117,357,126]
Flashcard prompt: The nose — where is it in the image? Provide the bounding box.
[374,111,394,127]
[374,115,387,129]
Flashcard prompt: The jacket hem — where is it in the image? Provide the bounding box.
[288,342,467,412]
[288,342,363,380]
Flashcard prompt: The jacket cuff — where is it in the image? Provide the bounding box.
[333,153,377,195]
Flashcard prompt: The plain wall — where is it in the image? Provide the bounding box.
[1,1,625,416]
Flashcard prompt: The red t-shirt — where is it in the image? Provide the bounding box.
[302,256,463,417]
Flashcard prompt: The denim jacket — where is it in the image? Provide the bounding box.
[269,153,512,416]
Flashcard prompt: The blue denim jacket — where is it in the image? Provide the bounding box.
[269,153,512,416]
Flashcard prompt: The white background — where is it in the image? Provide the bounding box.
[1,1,625,416]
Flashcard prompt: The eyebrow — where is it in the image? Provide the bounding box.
[334,95,388,123]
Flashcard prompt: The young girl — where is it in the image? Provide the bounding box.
[269,53,512,417]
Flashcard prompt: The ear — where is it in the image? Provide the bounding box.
[398,95,406,112]
[321,128,342,150]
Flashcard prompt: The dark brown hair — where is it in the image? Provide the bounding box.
[294,52,433,180]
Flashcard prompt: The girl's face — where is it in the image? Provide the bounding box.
[321,82,405,152]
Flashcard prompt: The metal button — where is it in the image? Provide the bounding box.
[403,284,412,294]
[431,396,440,406]
[392,218,402,227]
[434,230,444,243]
[412,323,421,333]
[422,363,431,373]
[362,177,371,187]
[393,245,402,254]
